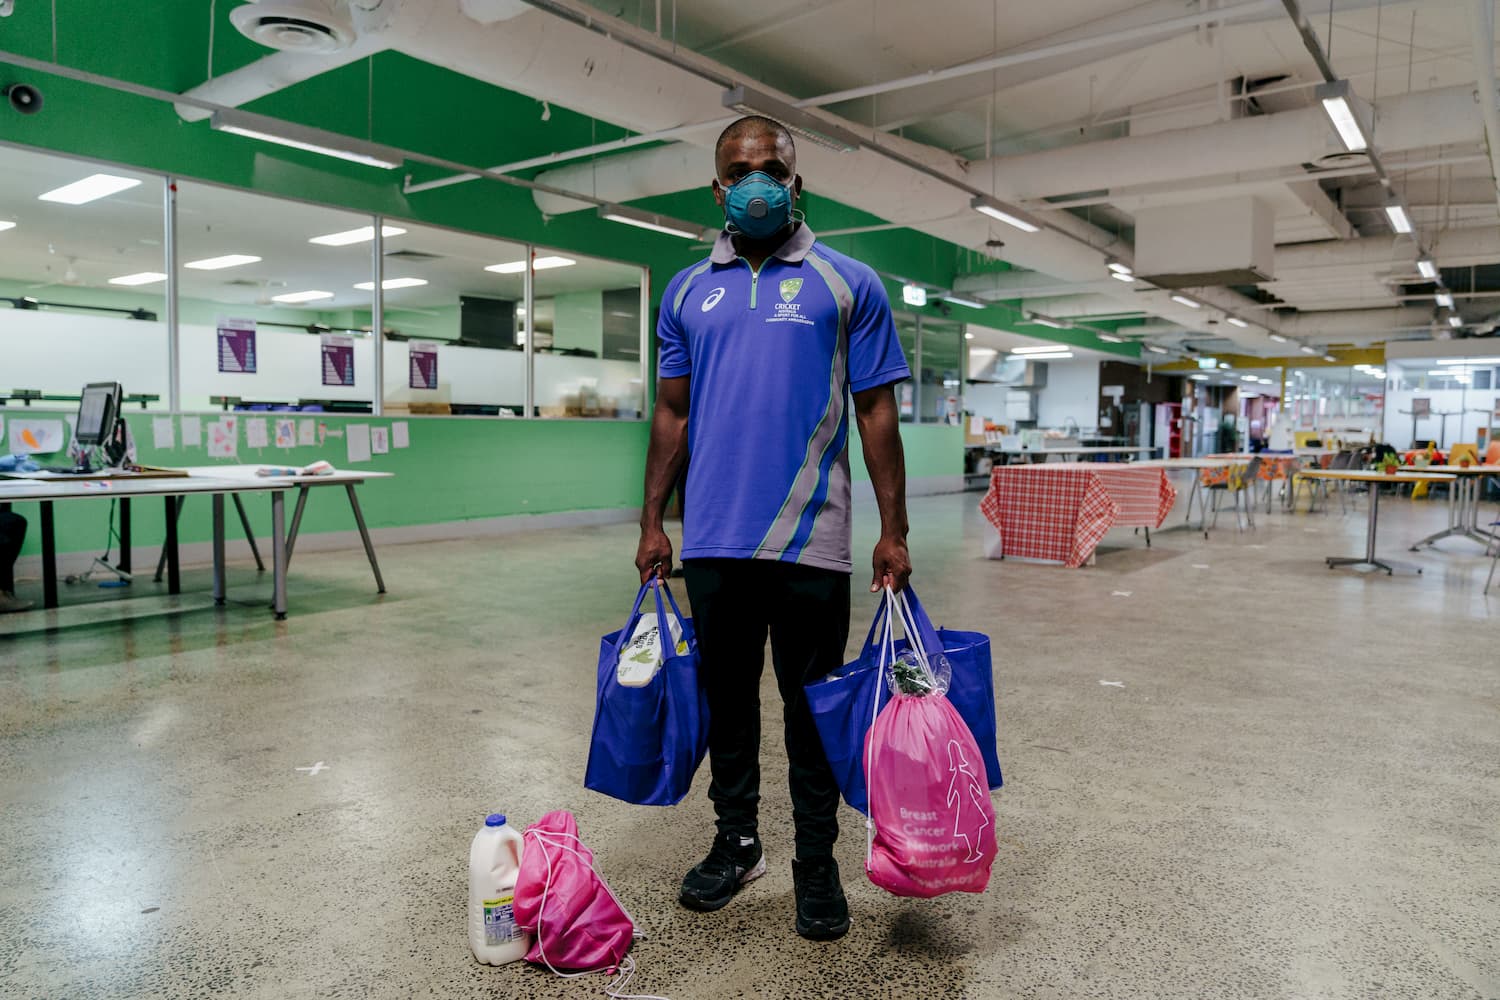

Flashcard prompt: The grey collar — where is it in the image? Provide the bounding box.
[710,223,817,265]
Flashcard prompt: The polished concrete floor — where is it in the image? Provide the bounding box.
[2,479,1498,999]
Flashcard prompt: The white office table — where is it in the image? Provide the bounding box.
[0,466,392,618]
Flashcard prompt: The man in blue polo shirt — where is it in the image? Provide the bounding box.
[636,115,911,941]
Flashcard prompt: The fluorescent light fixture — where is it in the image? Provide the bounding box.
[722,84,863,152]
[272,289,335,304]
[1315,80,1369,152]
[1416,257,1438,280]
[1435,357,1500,365]
[1242,391,1261,399]
[1144,344,1169,355]
[1110,271,1137,283]
[39,173,142,205]
[1011,344,1066,354]
[210,109,403,169]
[942,294,986,309]
[1026,314,1070,330]
[309,225,406,247]
[1240,374,1259,381]
[1011,351,1073,360]
[1385,200,1414,234]
[1299,345,1319,355]
[107,271,167,286]
[1189,373,1210,381]
[1218,362,1231,369]
[1170,294,1202,308]
[1226,317,1249,328]
[1322,354,1338,362]
[1097,333,1125,343]
[353,277,429,291]
[0,221,15,232]
[1435,291,1455,309]
[964,332,975,340]
[1268,333,1289,344]
[1447,314,1463,328]
[970,195,1041,233]
[1106,260,1133,275]
[902,283,928,307]
[598,204,709,240]
[184,254,262,271]
[485,256,576,275]
[1354,364,1374,371]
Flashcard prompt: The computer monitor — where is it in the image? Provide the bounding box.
[75,382,121,447]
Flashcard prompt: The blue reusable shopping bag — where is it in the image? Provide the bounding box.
[805,585,1002,815]
[584,581,709,807]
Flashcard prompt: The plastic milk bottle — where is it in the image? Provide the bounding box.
[468,813,530,964]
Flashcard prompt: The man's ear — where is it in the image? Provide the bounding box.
[792,174,804,200]
[712,178,726,208]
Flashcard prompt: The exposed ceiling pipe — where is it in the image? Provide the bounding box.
[1275,306,1440,339]
[1467,0,1500,218]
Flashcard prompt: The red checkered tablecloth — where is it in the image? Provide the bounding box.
[979,465,1177,567]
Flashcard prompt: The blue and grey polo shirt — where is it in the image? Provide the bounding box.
[657,224,910,574]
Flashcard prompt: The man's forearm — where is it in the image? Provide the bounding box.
[857,394,908,539]
[640,405,689,532]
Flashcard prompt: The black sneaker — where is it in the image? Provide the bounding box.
[678,832,766,912]
[792,856,850,941]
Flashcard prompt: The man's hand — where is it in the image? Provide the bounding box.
[636,528,674,584]
[870,534,912,593]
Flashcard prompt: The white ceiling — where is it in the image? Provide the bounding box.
[561,0,1500,351]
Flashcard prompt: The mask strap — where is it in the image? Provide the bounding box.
[789,208,806,225]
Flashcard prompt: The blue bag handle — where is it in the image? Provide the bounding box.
[857,584,942,659]
[616,579,686,651]
[898,585,944,657]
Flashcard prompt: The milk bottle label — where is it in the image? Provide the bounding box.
[483,894,521,945]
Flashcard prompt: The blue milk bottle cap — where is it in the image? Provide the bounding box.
[485,814,506,827]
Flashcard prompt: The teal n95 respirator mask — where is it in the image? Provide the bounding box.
[722,171,795,239]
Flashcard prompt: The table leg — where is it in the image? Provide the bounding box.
[345,484,386,594]
[1326,482,1417,575]
[118,498,131,574]
[164,495,181,595]
[41,500,57,609]
[271,491,287,620]
[232,493,266,572]
[154,496,185,582]
[212,493,226,606]
[1410,476,1471,549]
[284,486,311,571]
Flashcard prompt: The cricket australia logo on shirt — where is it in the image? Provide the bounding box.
[770,277,814,326]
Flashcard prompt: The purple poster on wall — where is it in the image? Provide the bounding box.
[409,341,439,390]
[321,333,355,387]
[217,318,257,374]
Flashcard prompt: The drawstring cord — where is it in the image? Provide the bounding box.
[523,828,670,1000]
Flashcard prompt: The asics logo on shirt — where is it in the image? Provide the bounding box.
[701,287,727,312]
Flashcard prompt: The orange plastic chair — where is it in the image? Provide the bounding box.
[1485,440,1500,466]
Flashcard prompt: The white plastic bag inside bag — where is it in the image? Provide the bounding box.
[615,611,686,687]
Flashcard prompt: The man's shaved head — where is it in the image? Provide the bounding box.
[715,115,797,178]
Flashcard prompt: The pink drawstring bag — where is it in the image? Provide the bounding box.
[864,591,997,898]
[512,810,635,974]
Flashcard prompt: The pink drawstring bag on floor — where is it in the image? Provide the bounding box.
[512,810,635,974]
[864,591,997,898]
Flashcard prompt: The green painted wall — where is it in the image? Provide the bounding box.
[7,413,960,559]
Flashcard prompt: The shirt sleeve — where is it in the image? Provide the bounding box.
[846,266,911,393]
[656,271,692,379]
